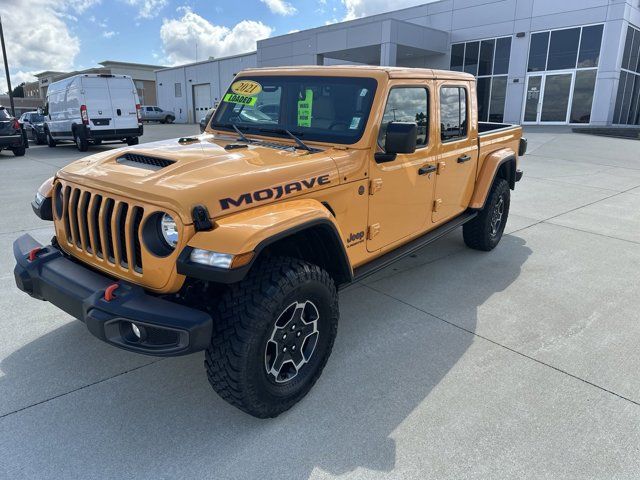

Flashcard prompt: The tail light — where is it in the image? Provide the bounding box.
[136,104,142,123]
[80,105,89,125]
[12,119,20,131]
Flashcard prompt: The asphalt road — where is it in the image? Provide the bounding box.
[1,124,639,479]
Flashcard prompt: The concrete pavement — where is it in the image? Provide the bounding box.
[1,125,639,479]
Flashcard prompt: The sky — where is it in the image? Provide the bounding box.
[0,0,436,93]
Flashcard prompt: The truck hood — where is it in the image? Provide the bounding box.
[57,134,344,223]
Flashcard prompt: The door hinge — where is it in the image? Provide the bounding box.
[369,178,383,195]
[437,161,446,175]
[367,223,381,240]
[433,198,442,212]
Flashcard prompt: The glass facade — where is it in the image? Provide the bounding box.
[450,36,512,122]
[525,25,602,124]
[613,25,640,125]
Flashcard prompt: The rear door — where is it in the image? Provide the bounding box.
[107,77,139,130]
[82,77,115,131]
[432,82,478,223]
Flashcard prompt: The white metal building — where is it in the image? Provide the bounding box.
[156,0,640,126]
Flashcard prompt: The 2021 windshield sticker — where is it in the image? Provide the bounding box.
[223,79,262,106]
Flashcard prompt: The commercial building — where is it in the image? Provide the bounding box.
[157,0,640,126]
[34,60,165,104]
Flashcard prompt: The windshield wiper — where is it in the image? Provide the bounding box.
[258,127,314,152]
[213,123,253,144]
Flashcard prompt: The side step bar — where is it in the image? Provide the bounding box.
[351,212,477,284]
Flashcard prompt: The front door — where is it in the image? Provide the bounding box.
[432,83,478,223]
[523,72,574,124]
[367,85,436,252]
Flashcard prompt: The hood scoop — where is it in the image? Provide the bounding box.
[116,152,176,171]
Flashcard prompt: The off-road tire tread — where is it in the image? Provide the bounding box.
[205,256,338,418]
[463,178,510,251]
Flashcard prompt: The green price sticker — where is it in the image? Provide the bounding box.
[224,93,257,106]
[297,89,313,128]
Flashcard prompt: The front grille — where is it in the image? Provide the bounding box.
[58,184,144,273]
[116,152,175,170]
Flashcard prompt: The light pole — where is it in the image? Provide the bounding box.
[0,15,15,116]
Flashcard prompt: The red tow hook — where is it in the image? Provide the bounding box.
[28,247,42,262]
[104,283,119,302]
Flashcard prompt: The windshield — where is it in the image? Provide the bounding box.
[0,109,11,120]
[211,75,378,145]
[31,114,45,123]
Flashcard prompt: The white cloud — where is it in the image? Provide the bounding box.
[0,0,90,92]
[342,0,433,20]
[124,0,168,19]
[160,7,272,65]
[102,30,118,38]
[261,0,297,16]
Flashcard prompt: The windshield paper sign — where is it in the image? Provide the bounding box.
[224,79,262,106]
[297,89,313,127]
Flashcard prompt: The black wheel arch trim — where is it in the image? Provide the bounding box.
[177,218,353,286]
[474,155,520,211]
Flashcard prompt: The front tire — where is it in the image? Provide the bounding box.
[463,178,510,251]
[46,129,56,147]
[165,115,174,124]
[205,257,339,418]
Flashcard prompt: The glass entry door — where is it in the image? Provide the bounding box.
[523,72,575,124]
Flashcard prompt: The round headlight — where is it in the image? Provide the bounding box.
[160,213,179,248]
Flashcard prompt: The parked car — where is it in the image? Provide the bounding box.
[14,67,525,418]
[44,74,143,152]
[141,105,175,124]
[199,107,215,132]
[0,106,28,156]
[19,111,47,144]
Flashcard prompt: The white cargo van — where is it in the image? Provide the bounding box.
[44,74,143,151]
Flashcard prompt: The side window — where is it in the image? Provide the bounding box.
[440,87,468,142]
[378,87,429,150]
[146,107,153,111]
[155,107,162,112]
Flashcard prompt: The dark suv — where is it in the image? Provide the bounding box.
[0,107,28,156]
[19,111,46,145]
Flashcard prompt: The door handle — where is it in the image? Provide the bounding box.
[457,155,472,163]
[418,165,437,175]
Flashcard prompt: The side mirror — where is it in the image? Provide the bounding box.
[385,122,417,154]
[375,122,417,163]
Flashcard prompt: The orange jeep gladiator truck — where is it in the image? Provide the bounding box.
[14,66,526,418]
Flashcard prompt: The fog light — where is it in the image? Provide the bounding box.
[131,323,142,339]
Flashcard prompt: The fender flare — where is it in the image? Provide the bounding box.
[177,199,353,285]
[469,150,517,210]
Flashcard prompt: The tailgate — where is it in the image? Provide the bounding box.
[107,78,139,130]
[0,120,16,135]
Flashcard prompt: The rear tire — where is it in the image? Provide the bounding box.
[74,130,88,152]
[126,137,139,146]
[205,256,339,418]
[463,178,510,251]
[11,146,26,157]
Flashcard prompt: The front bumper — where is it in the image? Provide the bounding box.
[13,234,212,357]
